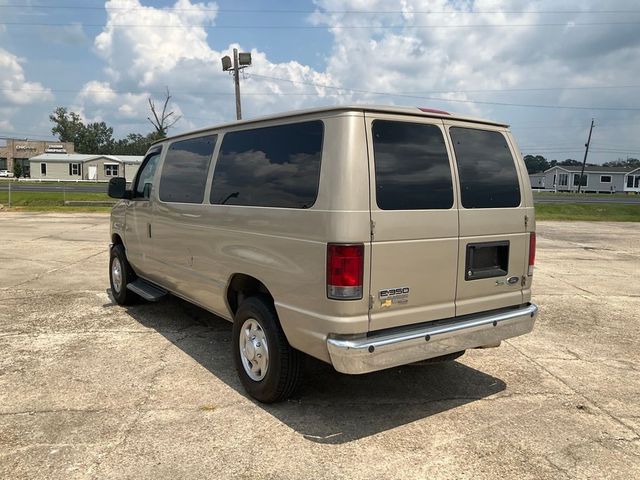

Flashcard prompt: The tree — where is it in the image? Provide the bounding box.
[523,155,549,173]
[49,107,115,154]
[147,87,181,138]
[50,106,168,155]
[558,159,582,167]
[112,132,164,156]
[603,158,640,168]
[50,107,86,145]
[13,161,22,179]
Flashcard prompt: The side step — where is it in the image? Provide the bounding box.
[127,278,168,302]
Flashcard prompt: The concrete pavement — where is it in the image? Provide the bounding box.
[0,212,638,479]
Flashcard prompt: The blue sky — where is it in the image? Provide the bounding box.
[2,0,640,164]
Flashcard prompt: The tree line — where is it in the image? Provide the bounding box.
[48,88,181,156]
[524,155,640,174]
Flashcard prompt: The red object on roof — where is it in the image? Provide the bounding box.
[418,107,450,115]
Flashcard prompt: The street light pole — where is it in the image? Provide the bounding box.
[233,48,242,120]
[222,49,252,121]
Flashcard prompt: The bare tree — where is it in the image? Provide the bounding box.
[147,87,181,138]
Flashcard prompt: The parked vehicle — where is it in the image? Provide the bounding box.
[0,170,13,177]
[108,105,538,402]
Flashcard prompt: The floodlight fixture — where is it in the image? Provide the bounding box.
[221,56,232,71]
[238,52,252,66]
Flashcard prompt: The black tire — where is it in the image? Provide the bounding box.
[232,295,301,403]
[109,244,139,305]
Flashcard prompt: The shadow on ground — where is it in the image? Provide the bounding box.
[112,292,506,444]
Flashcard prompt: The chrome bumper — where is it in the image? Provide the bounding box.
[327,303,538,374]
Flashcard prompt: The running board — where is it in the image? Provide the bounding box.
[127,278,167,302]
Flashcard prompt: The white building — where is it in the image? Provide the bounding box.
[529,165,640,194]
[29,154,143,182]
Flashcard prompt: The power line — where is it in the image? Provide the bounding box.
[2,4,640,14]
[2,21,640,29]
[4,83,640,97]
[249,73,640,111]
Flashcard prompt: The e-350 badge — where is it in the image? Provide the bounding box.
[379,287,410,307]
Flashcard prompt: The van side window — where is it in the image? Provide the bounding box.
[159,135,217,204]
[210,121,323,208]
[450,128,521,208]
[133,151,161,199]
[372,120,453,210]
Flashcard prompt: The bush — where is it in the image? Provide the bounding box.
[13,162,22,179]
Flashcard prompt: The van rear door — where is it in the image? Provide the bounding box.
[365,114,459,332]
[445,122,530,316]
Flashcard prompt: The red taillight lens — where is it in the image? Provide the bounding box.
[528,232,536,275]
[327,244,364,300]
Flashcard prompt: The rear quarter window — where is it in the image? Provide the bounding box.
[210,121,323,208]
[450,127,521,209]
[372,120,454,210]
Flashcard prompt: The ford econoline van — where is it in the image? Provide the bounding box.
[108,105,538,403]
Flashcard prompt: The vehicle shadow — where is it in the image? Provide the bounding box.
[117,293,506,444]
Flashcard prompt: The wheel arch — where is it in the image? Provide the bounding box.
[111,233,124,246]
[226,273,275,317]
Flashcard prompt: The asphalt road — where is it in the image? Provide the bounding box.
[0,213,638,479]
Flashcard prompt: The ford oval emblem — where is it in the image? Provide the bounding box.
[507,276,519,285]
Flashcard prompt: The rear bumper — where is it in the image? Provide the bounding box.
[327,303,538,374]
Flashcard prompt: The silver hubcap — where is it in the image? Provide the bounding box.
[239,318,269,381]
[111,257,123,294]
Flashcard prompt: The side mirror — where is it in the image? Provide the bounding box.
[108,177,130,199]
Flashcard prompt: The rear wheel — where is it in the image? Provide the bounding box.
[109,244,139,305]
[232,296,301,403]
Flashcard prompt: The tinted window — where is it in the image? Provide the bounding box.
[134,151,161,199]
[450,128,521,208]
[210,121,323,208]
[159,135,217,203]
[372,120,453,210]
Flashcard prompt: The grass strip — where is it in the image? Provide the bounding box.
[535,203,640,222]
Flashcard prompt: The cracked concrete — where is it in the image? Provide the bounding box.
[0,212,638,479]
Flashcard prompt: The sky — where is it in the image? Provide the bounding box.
[1,0,640,164]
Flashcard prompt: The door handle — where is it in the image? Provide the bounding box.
[147,223,152,238]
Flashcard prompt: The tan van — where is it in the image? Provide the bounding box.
[108,105,538,403]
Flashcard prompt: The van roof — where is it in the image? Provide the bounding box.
[155,105,509,145]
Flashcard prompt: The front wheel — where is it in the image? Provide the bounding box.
[232,296,301,403]
[109,244,139,305]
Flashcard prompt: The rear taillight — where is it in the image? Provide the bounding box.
[327,244,364,300]
[528,232,536,276]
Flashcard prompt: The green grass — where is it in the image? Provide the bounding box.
[0,179,105,186]
[535,203,640,222]
[533,191,631,198]
[1,190,638,220]
[0,191,114,212]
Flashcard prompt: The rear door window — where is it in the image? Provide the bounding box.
[159,135,217,204]
[372,120,454,210]
[449,127,521,208]
[210,121,323,208]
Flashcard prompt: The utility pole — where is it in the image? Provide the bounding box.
[577,118,595,194]
[221,49,252,121]
[233,49,242,120]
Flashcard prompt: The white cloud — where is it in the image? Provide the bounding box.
[0,48,54,105]
[72,0,340,137]
[65,0,640,163]
[309,0,640,162]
